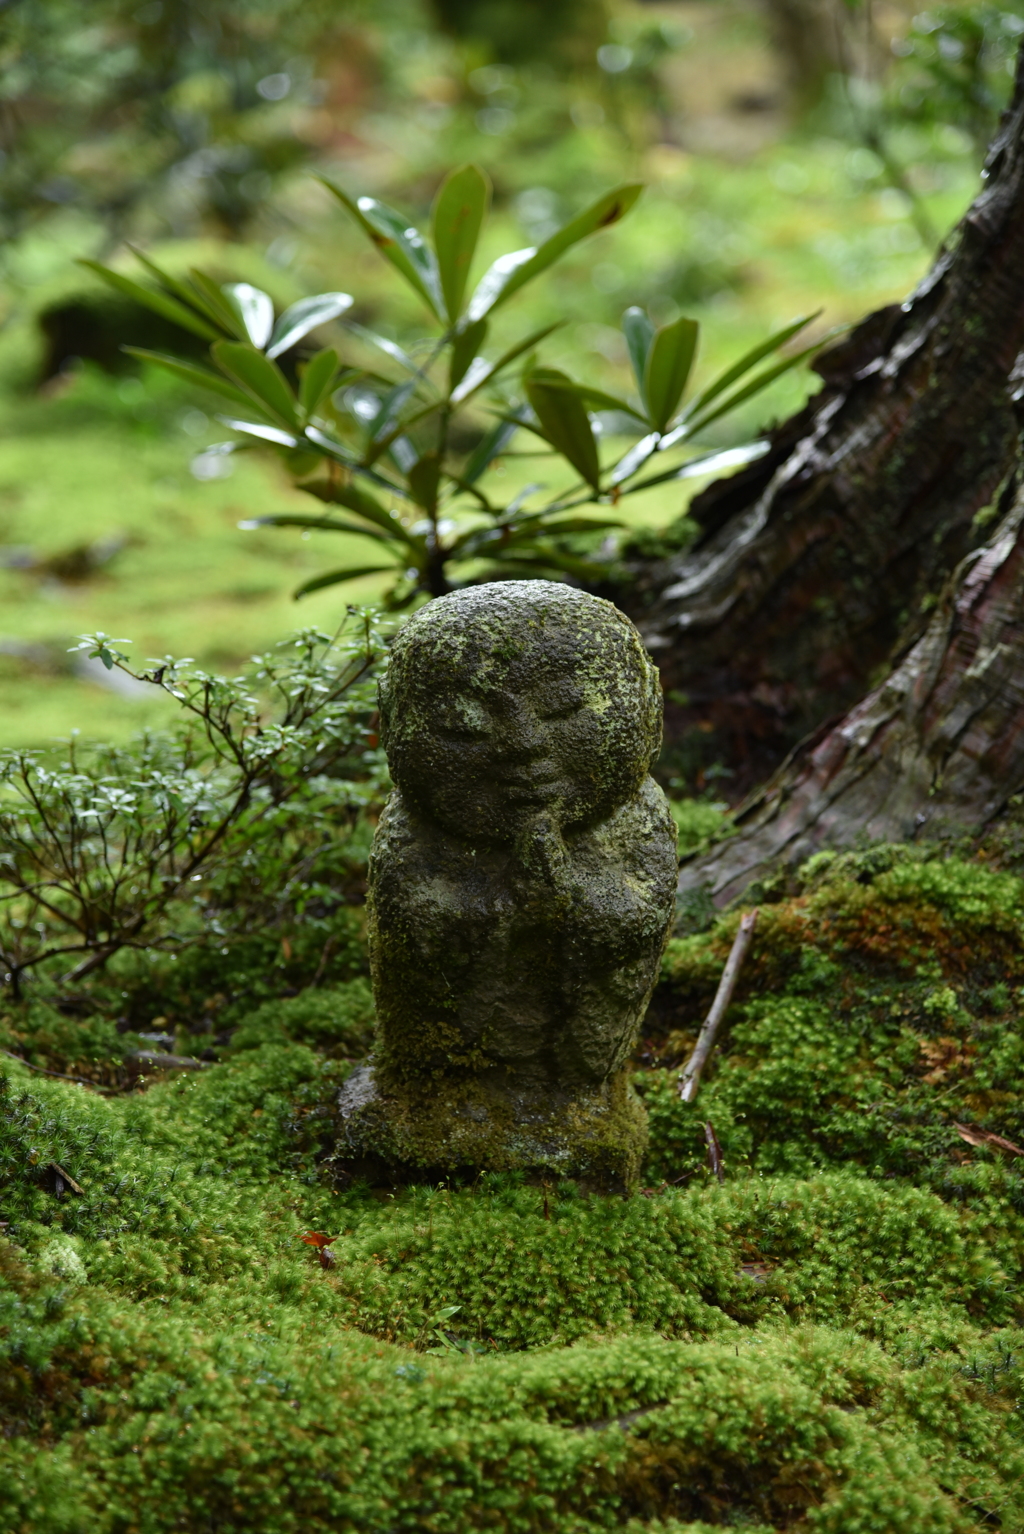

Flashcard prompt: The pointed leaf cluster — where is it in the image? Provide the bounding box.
[92,167,826,608]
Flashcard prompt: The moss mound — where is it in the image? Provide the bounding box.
[4,847,1024,1530]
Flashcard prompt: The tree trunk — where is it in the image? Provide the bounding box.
[759,0,847,113]
[678,482,1024,904]
[624,42,1024,801]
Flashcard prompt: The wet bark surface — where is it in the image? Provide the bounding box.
[623,46,1024,800]
[679,482,1024,903]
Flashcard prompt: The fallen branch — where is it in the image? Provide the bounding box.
[955,1122,1024,1156]
[677,909,758,1103]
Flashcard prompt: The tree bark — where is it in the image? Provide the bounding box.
[678,482,1024,904]
[624,42,1024,800]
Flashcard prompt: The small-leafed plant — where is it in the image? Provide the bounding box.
[88,167,821,607]
[0,618,385,999]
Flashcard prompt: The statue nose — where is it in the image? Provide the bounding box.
[494,705,544,760]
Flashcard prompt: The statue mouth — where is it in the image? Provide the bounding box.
[501,775,562,802]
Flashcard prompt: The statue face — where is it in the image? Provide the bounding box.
[400,654,610,838]
[380,582,661,843]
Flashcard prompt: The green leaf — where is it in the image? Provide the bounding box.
[674,442,769,478]
[466,183,642,321]
[507,515,624,537]
[223,283,274,349]
[298,427,416,510]
[303,425,407,497]
[238,512,394,544]
[608,431,660,487]
[121,348,256,410]
[622,307,655,400]
[644,316,700,433]
[525,368,600,491]
[431,164,491,322]
[124,247,234,336]
[406,452,442,513]
[366,392,440,461]
[450,321,563,405]
[218,417,300,447]
[322,179,443,319]
[211,341,298,427]
[462,418,518,484]
[299,348,341,418]
[544,379,647,423]
[449,319,488,392]
[482,547,612,580]
[621,441,770,498]
[77,261,221,343]
[187,271,248,339]
[685,342,822,437]
[303,473,418,545]
[680,312,821,426]
[267,292,353,359]
[345,322,426,383]
[302,424,359,466]
[294,563,402,599]
[336,491,417,545]
[456,517,623,560]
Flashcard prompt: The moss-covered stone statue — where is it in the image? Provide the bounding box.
[337,580,677,1190]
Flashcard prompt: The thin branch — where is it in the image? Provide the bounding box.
[0,1048,114,1091]
[678,909,758,1104]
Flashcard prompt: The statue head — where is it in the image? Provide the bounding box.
[379,581,662,843]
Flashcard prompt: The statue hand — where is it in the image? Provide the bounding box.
[512,811,571,892]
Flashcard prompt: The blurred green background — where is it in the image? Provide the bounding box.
[0,0,1015,744]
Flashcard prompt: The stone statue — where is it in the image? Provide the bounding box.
[337,580,677,1190]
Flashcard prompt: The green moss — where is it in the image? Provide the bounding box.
[228,980,376,1056]
[0,1002,131,1079]
[668,796,730,857]
[6,846,1024,1529]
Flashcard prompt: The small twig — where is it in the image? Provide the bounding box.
[0,1048,111,1091]
[678,909,758,1103]
[126,1051,206,1072]
[704,1121,725,1184]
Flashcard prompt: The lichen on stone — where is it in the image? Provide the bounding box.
[342,581,678,1190]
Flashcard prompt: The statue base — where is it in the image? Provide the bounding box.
[330,1062,648,1194]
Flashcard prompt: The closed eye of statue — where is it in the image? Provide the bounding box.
[437,720,490,741]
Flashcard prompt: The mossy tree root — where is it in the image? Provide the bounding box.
[680,482,1024,903]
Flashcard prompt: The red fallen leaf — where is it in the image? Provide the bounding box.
[954,1122,1024,1156]
[298,1231,338,1249]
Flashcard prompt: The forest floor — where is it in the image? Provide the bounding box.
[4,840,1024,1531]
[3,11,1018,1528]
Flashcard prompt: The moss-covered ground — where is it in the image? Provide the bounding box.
[4,841,1024,1531]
